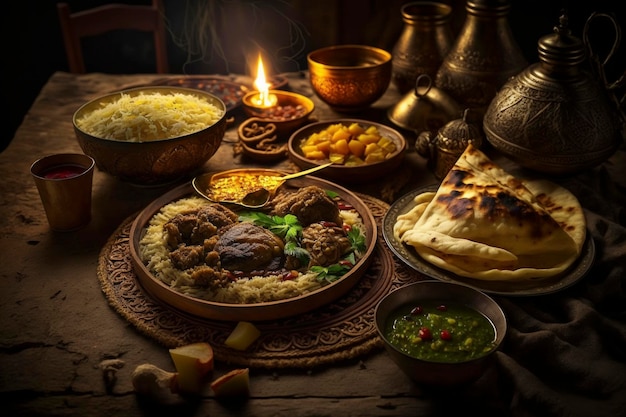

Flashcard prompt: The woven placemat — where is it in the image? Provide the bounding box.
[97,194,421,368]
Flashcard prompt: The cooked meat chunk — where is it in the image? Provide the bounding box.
[271,185,342,226]
[170,245,205,270]
[190,204,239,244]
[190,265,230,290]
[164,212,198,248]
[301,222,352,266]
[214,223,285,272]
[164,203,238,249]
[196,204,239,229]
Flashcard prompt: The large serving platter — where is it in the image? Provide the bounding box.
[129,174,377,321]
[382,185,595,296]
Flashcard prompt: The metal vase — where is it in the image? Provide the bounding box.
[435,0,527,116]
[391,1,455,95]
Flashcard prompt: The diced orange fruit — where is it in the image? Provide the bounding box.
[358,133,380,145]
[348,123,365,135]
[298,123,396,166]
[332,128,350,142]
[348,139,366,158]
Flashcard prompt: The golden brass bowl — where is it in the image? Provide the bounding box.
[307,45,392,112]
[73,86,227,186]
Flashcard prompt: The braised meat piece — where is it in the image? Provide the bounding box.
[163,203,238,249]
[271,185,342,226]
[214,223,285,272]
[170,245,205,270]
[164,212,198,249]
[301,222,352,266]
[190,265,230,290]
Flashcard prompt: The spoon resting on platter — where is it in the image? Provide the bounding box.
[192,162,333,209]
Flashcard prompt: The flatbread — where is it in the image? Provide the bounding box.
[395,144,586,281]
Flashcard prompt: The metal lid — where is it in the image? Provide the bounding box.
[537,14,586,67]
[436,109,483,152]
[387,74,462,133]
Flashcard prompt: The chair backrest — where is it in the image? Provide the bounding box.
[56,1,169,74]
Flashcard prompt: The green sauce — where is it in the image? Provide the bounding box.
[384,301,497,363]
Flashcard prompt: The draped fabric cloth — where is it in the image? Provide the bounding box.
[445,161,626,417]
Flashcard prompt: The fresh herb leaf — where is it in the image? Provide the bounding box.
[285,241,310,266]
[347,225,366,253]
[325,190,339,199]
[239,212,302,240]
[311,262,352,284]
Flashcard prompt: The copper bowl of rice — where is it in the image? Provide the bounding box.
[72,86,227,186]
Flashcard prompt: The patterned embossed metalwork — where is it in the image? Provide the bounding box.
[435,0,527,112]
[391,2,454,94]
[483,14,623,174]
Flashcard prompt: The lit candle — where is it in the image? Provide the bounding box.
[252,55,277,108]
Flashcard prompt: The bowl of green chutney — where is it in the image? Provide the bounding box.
[375,280,507,386]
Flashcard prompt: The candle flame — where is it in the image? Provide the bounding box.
[253,55,277,107]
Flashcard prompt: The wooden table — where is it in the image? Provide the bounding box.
[2,71,625,417]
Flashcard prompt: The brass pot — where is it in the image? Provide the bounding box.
[391,1,455,94]
[435,0,527,115]
[416,108,483,179]
[483,13,625,175]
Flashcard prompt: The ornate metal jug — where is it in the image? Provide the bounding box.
[435,0,527,115]
[391,1,455,95]
[483,13,625,175]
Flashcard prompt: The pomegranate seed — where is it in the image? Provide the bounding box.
[436,304,448,311]
[410,306,423,315]
[418,327,432,340]
[440,329,452,341]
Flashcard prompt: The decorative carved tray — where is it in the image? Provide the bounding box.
[97,194,423,368]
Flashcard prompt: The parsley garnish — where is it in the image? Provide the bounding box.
[239,212,302,240]
[325,190,339,199]
[310,263,352,284]
[347,225,366,253]
[239,211,310,265]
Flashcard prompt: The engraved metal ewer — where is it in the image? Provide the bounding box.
[434,0,527,116]
[483,13,625,175]
[391,1,455,95]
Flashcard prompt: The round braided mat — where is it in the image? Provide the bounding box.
[97,194,422,368]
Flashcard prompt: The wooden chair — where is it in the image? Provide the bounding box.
[56,1,169,74]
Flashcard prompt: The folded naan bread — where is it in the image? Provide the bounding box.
[394,144,586,281]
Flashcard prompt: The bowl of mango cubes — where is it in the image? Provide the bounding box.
[287,119,406,183]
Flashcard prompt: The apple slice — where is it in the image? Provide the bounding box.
[224,321,261,351]
[210,368,250,398]
[168,342,214,393]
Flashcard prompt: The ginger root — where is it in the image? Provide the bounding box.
[131,363,178,397]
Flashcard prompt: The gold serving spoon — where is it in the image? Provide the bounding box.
[192,162,333,209]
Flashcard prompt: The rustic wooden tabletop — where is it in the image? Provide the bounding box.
[1,71,625,417]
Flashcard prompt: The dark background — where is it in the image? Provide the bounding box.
[4,0,624,152]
